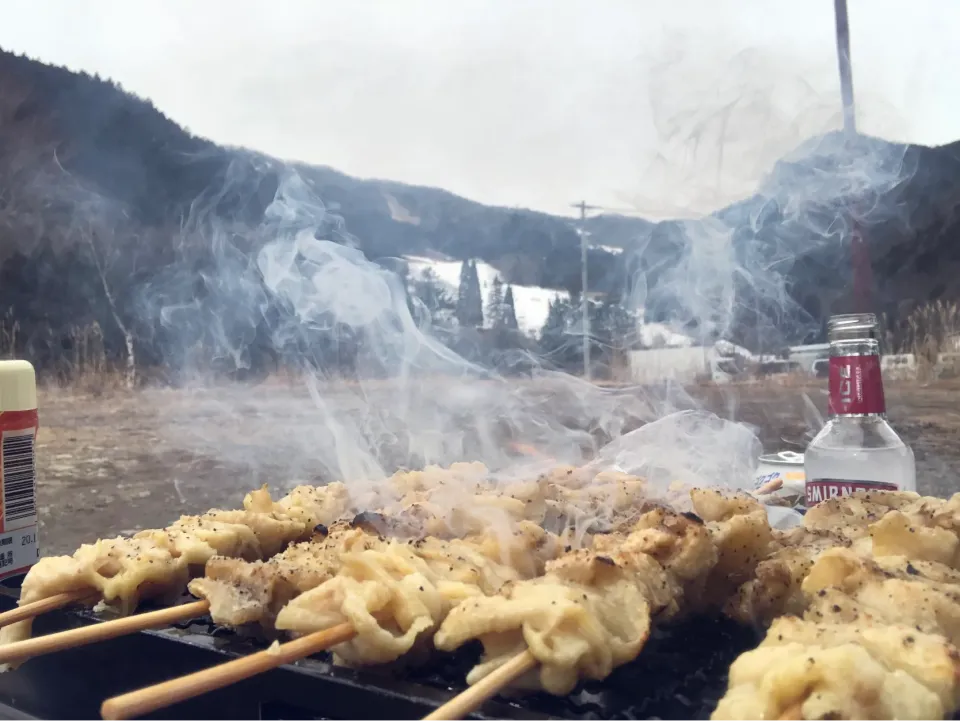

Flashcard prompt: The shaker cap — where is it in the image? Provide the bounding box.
[0,360,37,413]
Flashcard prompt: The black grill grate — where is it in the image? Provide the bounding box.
[0,596,756,721]
[0,581,759,720]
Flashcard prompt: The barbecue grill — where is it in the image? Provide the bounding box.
[0,574,758,720]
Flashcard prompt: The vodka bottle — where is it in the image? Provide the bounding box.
[804,313,916,507]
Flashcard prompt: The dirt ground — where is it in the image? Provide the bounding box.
[31,378,960,556]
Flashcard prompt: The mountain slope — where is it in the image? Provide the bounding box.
[2,47,960,375]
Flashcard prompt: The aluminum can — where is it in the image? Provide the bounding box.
[753,450,805,510]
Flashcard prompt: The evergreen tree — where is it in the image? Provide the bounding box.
[411,267,456,336]
[413,268,449,315]
[593,299,635,350]
[486,275,504,328]
[502,285,519,330]
[457,259,484,328]
[539,296,576,366]
[455,260,471,327]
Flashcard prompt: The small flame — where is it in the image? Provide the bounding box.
[508,442,547,458]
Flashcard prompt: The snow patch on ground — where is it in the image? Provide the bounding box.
[404,255,701,347]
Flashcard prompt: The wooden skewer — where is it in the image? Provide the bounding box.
[0,600,210,665]
[779,702,805,720]
[0,590,96,629]
[100,621,358,720]
[423,649,537,721]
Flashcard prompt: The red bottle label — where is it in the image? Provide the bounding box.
[828,355,885,415]
[0,409,39,580]
[0,409,38,534]
[805,478,899,507]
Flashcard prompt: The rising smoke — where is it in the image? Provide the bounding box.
[626,38,916,371]
[139,36,921,518]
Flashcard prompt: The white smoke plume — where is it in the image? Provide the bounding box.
[619,37,917,450]
[138,35,921,518]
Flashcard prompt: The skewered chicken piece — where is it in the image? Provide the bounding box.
[802,489,923,538]
[0,506,312,651]
[802,547,960,642]
[715,549,960,720]
[273,531,528,666]
[0,478,370,652]
[724,488,960,626]
[713,617,960,720]
[99,505,567,720]
[244,482,354,529]
[540,470,650,528]
[435,517,698,695]
[186,523,376,629]
[1,462,567,652]
[244,463,648,538]
[686,488,775,609]
[715,493,960,720]
[43,461,627,647]
[433,489,771,696]
[189,513,560,627]
[724,529,853,626]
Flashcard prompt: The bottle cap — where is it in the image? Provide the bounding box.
[827,313,877,342]
[0,360,37,413]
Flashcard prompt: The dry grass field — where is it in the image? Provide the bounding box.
[31,375,960,556]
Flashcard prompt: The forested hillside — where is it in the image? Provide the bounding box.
[3,47,960,381]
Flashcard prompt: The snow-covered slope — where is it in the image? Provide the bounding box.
[405,256,565,335]
[405,255,701,348]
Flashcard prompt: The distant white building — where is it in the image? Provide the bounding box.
[627,343,750,385]
[788,343,830,373]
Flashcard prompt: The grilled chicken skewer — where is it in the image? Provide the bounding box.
[715,616,960,720]
[723,488,956,625]
[715,489,960,720]
[424,490,774,719]
[99,520,560,719]
[0,462,651,670]
[0,480,364,654]
[715,550,960,719]
[93,483,960,721]
[0,505,310,655]
[0,463,538,641]
[0,508,555,668]
[425,488,960,721]
[0,460,662,716]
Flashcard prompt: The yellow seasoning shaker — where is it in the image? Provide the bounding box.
[0,360,39,579]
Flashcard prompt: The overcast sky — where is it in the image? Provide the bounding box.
[1,0,957,217]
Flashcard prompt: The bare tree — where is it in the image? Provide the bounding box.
[78,221,137,387]
[0,80,66,262]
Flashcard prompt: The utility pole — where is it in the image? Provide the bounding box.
[834,0,856,136]
[570,200,601,380]
[834,0,872,313]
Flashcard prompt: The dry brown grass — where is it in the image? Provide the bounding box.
[10,303,960,395]
[0,308,19,360]
[4,321,134,397]
[882,301,960,380]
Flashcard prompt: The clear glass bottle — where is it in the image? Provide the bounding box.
[804,313,916,507]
